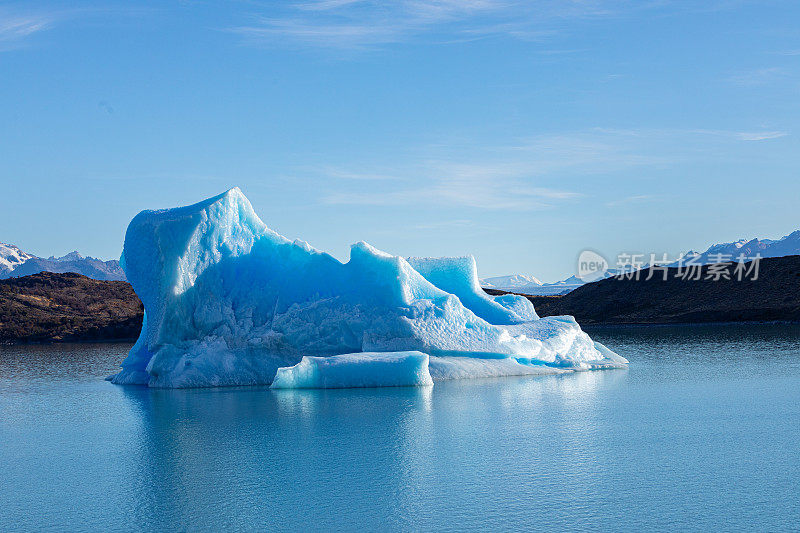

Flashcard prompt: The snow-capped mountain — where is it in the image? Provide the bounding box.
[0,243,125,281]
[51,251,85,262]
[536,275,586,294]
[481,274,542,290]
[0,243,35,277]
[480,272,625,295]
[679,230,800,264]
[481,273,584,295]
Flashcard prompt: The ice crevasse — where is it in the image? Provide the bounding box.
[110,188,627,389]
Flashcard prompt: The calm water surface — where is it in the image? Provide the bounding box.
[2,324,799,531]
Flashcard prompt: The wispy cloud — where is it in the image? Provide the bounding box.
[314,124,790,211]
[605,194,656,208]
[0,12,53,50]
[606,127,791,143]
[320,159,586,210]
[228,0,681,51]
[727,67,788,86]
[297,0,368,11]
[315,130,667,210]
[413,218,473,230]
[322,180,579,210]
[230,0,502,50]
[735,131,788,141]
[0,6,149,52]
[317,168,400,181]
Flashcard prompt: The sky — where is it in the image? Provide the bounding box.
[1,0,799,281]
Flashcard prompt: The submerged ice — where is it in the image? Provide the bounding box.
[111,188,626,388]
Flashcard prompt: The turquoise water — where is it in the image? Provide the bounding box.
[2,324,799,531]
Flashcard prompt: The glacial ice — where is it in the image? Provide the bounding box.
[110,187,626,389]
[271,351,433,389]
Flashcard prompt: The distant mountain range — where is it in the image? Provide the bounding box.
[0,243,125,281]
[482,230,800,295]
[676,230,800,265]
[480,274,542,289]
[481,274,587,296]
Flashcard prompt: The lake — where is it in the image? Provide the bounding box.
[2,324,799,531]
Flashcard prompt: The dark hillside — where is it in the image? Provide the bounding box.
[0,272,142,343]
[489,255,800,325]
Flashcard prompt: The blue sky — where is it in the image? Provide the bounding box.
[1,0,798,281]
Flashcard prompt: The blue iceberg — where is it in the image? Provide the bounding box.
[111,188,626,388]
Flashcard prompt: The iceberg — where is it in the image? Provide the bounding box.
[110,188,626,388]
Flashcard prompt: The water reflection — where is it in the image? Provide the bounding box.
[0,342,129,392]
[271,385,434,418]
[113,369,633,530]
[114,383,440,529]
